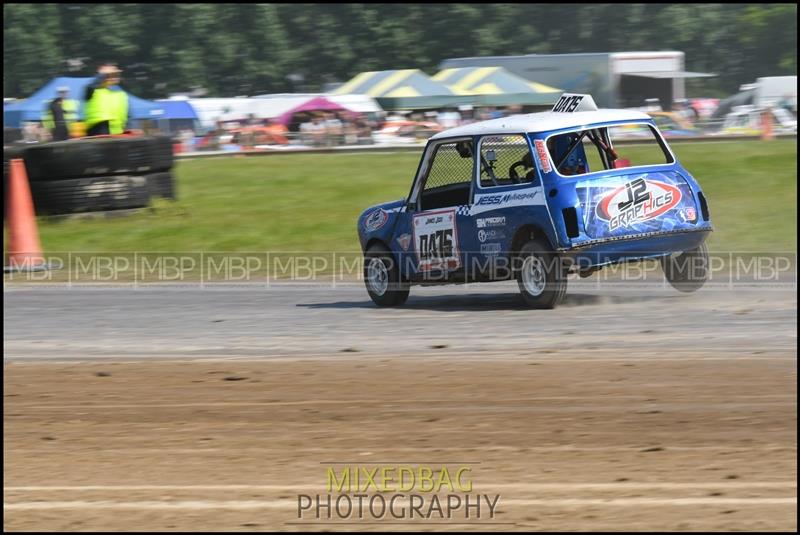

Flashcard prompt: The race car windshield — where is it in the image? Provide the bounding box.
[546,123,674,177]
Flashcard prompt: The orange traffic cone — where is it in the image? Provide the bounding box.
[4,158,49,272]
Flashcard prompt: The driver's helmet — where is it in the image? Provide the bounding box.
[551,133,587,175]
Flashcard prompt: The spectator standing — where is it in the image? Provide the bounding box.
[323,113,343,146]
[343,118,358,146]
[437,108,461,128]
[457,105,474,125]
[506,104,523,117]
[308,115,326,147]
[43,87,78,141]
[355,116,374,145]
[84,63,129,136]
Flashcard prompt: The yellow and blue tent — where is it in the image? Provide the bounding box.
[330,69,473,110]
[432,66,562,106]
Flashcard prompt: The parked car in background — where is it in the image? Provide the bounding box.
[715,105,797,136]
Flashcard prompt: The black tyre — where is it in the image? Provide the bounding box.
[146,171,177,200]
[515,238,567,309]
[4,127,23,145]
[364,242,410,307]
[30,175,150,215]
[661,242,709,293]
[148,135,175,171]
[23,136,172,181]
[23,138,120,180]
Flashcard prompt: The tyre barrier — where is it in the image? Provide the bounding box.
[22,135,175,182]
[146,171,177,200]
[3,136,176,216]
[4,127,23,145]
[30,175,151,215]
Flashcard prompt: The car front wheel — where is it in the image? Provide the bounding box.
[364,243,410,307]
[515,239,567,309]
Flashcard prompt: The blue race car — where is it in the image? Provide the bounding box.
[357,94,713,308]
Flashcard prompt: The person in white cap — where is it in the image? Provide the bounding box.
[43,86,79,141]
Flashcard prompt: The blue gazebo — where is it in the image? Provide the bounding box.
[3,76,168,128]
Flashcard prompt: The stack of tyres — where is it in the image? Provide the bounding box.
[4,127,23,145]
[28,176,151,214]
[9,135,176,216]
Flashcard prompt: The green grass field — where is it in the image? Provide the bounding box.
[34,139,797,254]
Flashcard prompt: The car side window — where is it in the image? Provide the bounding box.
[418,140,474,211]
[478,135,538,187]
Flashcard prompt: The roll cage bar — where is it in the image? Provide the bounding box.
[554,127,619,173]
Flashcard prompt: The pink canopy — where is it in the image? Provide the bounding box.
[275,96,349,125]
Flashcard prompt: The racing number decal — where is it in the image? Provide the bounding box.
[419,230,454,260]
[552,94,584,113]
[413,209,460,271]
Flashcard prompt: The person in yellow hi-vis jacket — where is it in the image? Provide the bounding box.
[84,63,129,136]
[43,86,79,141]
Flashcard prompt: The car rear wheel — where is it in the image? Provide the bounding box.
[661,242,709,293]
[515,239,567,309]
[364,243,410,307]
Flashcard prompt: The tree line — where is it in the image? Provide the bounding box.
[3,3,797,99]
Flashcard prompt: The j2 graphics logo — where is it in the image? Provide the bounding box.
[596,178,681,231]
[296,464,500,523]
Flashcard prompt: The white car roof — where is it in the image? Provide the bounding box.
[430,109,652,139]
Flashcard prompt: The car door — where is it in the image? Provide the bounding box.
[469,134,546,275]
[396,137,476,281]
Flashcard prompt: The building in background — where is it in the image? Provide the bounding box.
[440,51,715,110]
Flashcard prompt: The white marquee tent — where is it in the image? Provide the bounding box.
[188,94,383,130]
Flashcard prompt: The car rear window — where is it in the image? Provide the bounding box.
[546,123,673,177]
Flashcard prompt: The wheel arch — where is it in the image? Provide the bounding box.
[510,223,554,255]
[364,237,391,254]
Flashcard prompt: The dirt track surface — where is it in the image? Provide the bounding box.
[4,356,797,531]
[3,284,797,531]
